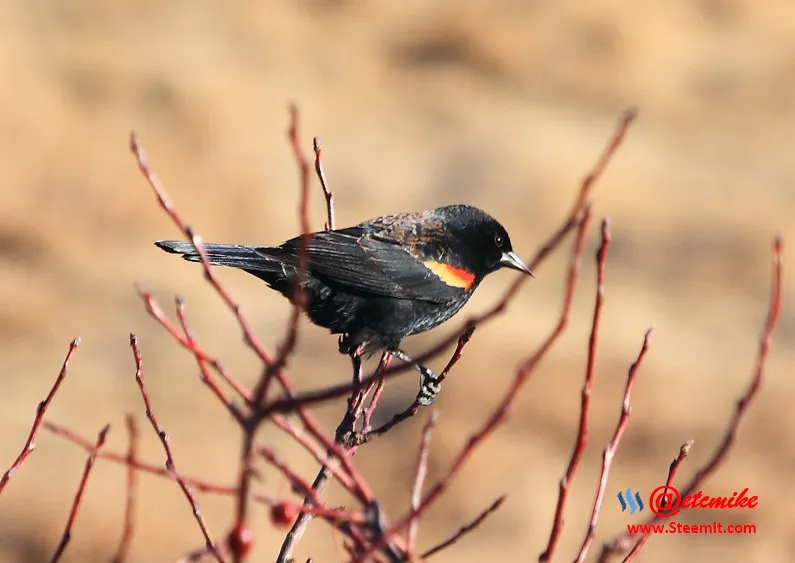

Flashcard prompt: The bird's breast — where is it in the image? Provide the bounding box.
[401,292,472,336]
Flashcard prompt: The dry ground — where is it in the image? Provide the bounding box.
[1,1,794,562]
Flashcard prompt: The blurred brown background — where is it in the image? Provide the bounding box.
[1,1,794,562]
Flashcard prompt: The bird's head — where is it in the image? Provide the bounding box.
[422,205,534,288]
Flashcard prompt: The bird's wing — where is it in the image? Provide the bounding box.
[256,226,470,302]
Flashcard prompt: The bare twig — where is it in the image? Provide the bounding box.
[175,542,231,563]
[361,375,387,434]
[111,416,140,563]
[42,421,278,501]
[599,235,783,561]
[277,466,332,562]
[564,110,637,222]
[130,132,276,369]
[666,440,694,489]
[174,296,244,422]
[263,103,313,384]
[137,288,251,404]
[270,415,362,495]
[1,338,81,495]
[421,495,506,559]
[574,329,653,563]
[677,235,783,489]
[258,445,324,507]
[436,325,477,387]
[271,374,379,558]
[313,137,335,231]
[257,450,373,552]
[50,424,110,563]
[540,218,611,562]
[277,354,393,563]
[622,440,693,563]
[407,412,438,552]
[130,334,224,562]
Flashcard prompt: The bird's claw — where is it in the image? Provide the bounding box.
[417,367,441,406]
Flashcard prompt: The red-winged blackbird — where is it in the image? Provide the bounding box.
[156,204,532,403]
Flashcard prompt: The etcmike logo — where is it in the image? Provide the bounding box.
[648,486,758,518]
[617,489,644,514]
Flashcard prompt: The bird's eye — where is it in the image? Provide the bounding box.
[494,233,504,248]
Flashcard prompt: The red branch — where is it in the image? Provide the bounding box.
[622,440,693,562]
[407,412,438,552]
[42,421,276,500]
[258,445,369,536]
[574,329,653,563]
[420,495,506,559]
[0,338,81,495]
[129,132,276,369]
[599,235,783,561]
[265,103,313,384]
[269,415,359,495]
[50,424,110,563]
[111,415,140,563]
[677,235,783,489]
[257,445,325,509]
[175,297,243,421]
[137,288,251,405]
[564,111,636,223]
[665,440,694,490]
[276,354,396,562]
[361,375,387,434]
[540,218,611,562]
[436,325,477,387]
[313,137,335,231]
[129,334,224,563]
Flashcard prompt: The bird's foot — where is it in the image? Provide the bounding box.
[391,348,442,406]
[417,366,441,406]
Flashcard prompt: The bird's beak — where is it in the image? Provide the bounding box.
[499,251,534,277]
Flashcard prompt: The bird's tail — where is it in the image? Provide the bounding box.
[155,240,283,273]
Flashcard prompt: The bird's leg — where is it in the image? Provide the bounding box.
[336,347,366,443]
[348,346,370,413]
[391,349,441,406]
[339,334,365,387]
[338,334,353,355]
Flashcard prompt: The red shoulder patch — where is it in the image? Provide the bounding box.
[423,260,476,290]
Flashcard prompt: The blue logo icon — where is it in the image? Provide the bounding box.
[618,489,644,514]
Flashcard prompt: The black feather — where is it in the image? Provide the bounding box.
[155,241,283,273]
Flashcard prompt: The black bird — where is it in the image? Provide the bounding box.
[156,204,532,403]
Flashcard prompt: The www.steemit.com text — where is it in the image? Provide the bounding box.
[627,522,756,535]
